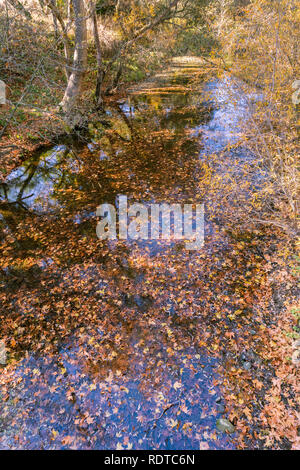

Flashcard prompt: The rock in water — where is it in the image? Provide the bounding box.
[0,340,7,365]
[243,361,252,370]
[216,404,225,413]
[216,418,235,434]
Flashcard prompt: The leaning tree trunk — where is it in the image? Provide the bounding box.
[59,0,87,114]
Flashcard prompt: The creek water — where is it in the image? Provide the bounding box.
[0,58,265,449]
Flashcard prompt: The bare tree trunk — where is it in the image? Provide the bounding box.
[67,0,72,21]
[59,0,87,114]
[92,9,104,108]
[50,0,59,40]
[43,0,72,79]
[105,62,123,95]
[115,0,121,15]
